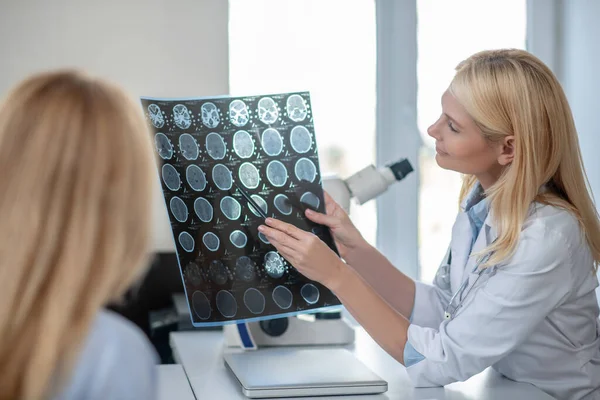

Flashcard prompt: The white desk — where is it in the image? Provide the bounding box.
[157,364,195,400]
[169,327,556,400]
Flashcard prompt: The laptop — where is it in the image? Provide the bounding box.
[224,347,388,398]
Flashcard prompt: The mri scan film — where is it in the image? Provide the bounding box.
[141,92,340,326]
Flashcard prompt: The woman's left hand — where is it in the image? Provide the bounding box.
[258,217,346,290]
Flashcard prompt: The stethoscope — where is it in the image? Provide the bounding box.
[435,246,494,320]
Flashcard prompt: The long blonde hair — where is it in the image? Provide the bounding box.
[451,49,600,271]
[0,71,155,399]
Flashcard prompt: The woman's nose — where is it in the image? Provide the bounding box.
[427,120,441,140]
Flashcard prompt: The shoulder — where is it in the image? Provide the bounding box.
[522,203,583,250]
[55,309,159,400]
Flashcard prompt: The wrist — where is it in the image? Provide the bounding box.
[328,259,354,295]
[343,239,373,266]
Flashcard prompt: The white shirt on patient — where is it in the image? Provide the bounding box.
[54,309,159,400]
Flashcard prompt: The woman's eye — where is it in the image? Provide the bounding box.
[448,121,459,133]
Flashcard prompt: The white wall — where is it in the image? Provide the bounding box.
[0,0,230,252]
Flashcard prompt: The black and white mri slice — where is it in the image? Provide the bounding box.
[220,196,242,220]
[244,288,266,314]
[264,251,285,278]
[257,97,279,124]
[186,165,207,192]
[235,256,256,282]
[178,232,195,252]
[194,197,213,222]
[261,128,283,156]
[203,232,220,252]
[178,134,199,161]
[206,132,227,160]
[162,164,181,191]
[173,104,192,129]
[300,192,320,209]
[216,290,237,318]
[258,232,270,244]
[201,102,220,128]
[266,161,288,187]
[295,158,317,183]
[229,100,250,127]
[169,196,188,222]
[286,94,308,122]
[248,195,268,217]
[238,162,260,189]
[290,126,313,153]
[154,133,173,159]
[272,285,293,310]
[209,260,229,285]
[212,164,233,190]
[192,291,211,320]
[148,104,165,128]
[274,194,293,215]
[233,130,254,159]
[301,283,320,304]
[230,230,248,248]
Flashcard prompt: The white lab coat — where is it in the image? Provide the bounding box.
[407,199,600,399]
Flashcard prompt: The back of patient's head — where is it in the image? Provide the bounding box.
[0,70,155,399]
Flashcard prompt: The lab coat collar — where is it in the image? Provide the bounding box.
[478,184,550,246]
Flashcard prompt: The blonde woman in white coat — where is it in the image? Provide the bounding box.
[259,49,600,399]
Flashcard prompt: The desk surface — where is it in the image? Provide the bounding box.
[157,364,195,400]
[170,327,555,400]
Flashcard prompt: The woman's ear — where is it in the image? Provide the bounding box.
[497,135,515,166]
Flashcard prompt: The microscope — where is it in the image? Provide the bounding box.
[224,158,414,349]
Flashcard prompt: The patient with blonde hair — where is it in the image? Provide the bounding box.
[0,71,159,399]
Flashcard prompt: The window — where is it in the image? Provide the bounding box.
[228,0,377,245]
[417,0,527,282]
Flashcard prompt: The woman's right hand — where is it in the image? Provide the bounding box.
[305,191,367,261]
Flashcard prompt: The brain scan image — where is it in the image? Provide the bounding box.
[274,194,293,215]
[203,232,220,252]
[257,97,279,124]
[286,94,308,122]
[170,196,188,222]
[220,196,241,220]
[179,134,199,161]
[300,192,320,210]
[235,256,255,282]
[261,128,283,156]
[192,291,211,320]
[142,92,341,326]
[264,251,285,278]
[209,260,229,285]
[194,197,213,222]
[301,283,320,304]
[230,230,248,248]
[248,195,267,217]
[272,285,293,310]
[173,104,192,129]
[266,160,288,187]
[201,102,220,128]
[295,158,317,183]
[238,162,260,189]
[216,290,237,318]
[206,132,226,160]
[148,104,165,128]
[162,164,181,191]
[290,126,312,153]
[212,164,232,190]
[178,231,195,252]
[229,100,249,127]
[186,165,207,192]
[244,288,266,314]
[154,133,173,160]
[233,130,254,159]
